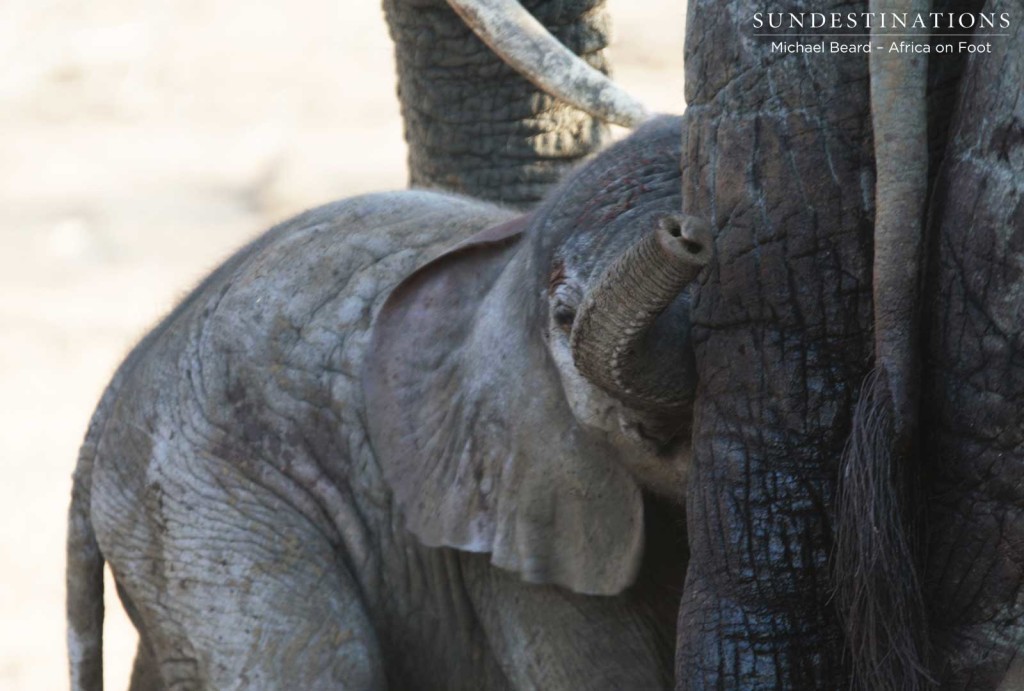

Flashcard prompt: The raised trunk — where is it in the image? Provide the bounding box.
[383,0,611,208]
[676,0,875,686]
[571,215,710,409]
[922,1,1024,686]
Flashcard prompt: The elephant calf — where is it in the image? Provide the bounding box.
[67,116,707,690]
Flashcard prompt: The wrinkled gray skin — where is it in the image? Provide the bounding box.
[67,117,703,690]
[383,0,611,208]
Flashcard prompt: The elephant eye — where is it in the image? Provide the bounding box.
[549,266,580,333]
[552,302,576,331]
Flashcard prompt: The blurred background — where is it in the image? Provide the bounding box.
[0,0,682,687]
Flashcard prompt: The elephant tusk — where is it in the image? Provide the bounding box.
[446,0,650,128]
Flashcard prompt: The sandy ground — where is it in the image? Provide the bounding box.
[0,1,683,688]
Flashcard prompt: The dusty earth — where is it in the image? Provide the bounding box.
[0,1,683,688]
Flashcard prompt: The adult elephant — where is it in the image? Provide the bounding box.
[674,0,1024,689]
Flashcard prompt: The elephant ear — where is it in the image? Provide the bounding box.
[364,216,644,595]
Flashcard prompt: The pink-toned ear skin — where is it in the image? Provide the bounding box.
[363,214,645,596]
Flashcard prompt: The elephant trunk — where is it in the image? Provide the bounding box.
[383,0,613,208]
[570,215,710,409]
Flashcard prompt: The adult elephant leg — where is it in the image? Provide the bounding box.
[923,4,1024,687]
[675,1,874,687]
[383,0,612,207]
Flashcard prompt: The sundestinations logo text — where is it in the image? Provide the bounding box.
[752,12,1011,31]
[752,11,1012,56]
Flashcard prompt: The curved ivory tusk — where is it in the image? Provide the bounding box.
[447,0,650,128]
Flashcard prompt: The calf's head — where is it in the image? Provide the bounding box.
[365,116,709,594]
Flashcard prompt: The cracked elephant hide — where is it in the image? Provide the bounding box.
[675,0,876,686]
[673,0,1023,689]
[920,0,1024,686]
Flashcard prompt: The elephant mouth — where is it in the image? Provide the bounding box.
[627,414,692,460]
[618,412,692,496]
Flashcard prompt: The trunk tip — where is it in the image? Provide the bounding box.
[657,214,712,267]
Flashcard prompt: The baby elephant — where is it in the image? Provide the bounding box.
[67,115,710,690]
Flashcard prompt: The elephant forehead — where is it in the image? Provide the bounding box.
[531,115,685,255]
[553,196,682,284]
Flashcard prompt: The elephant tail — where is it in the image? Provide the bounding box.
[836,370,931,690]
[66,422,106,691]
[835,0,933,688]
